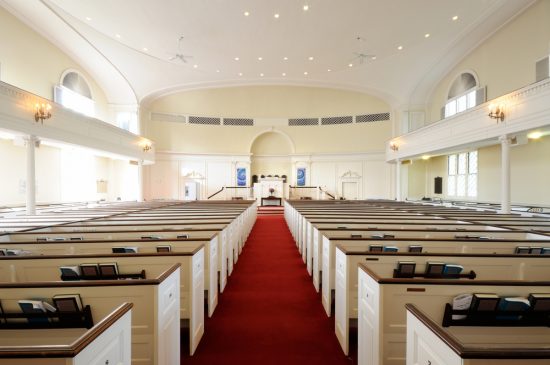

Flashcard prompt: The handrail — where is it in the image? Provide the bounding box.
[318,187,336,200]
[224,186,251,189]
[207,187,225,199]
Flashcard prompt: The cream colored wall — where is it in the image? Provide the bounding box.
[0,138,138,205]
[0,6,110,121]
[427,0,550,123]
[405,137,550,206]
[143,86,392,154]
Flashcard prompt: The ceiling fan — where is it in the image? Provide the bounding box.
[352,52,376,64]
[168,36,193,63]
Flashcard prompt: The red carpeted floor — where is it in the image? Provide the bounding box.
[182,215,353,365]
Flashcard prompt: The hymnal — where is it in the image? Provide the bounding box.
[396,261,416,278]
[442,264,464,276]
[0,249,5,256]
[542,248,550,255]
[18,300,55,324]
[141,235,162,240]
[60,266,81,280]
[528,293,550,311]
[70,237,83,241]
[112,247,138,253]
[370,234,384,239]
[156,245,172,253]
[425,262,446,277]
[99,263,119,278]
[515,246,530,254]
[53,294,83,312]
[471,293,500,312]
[177,234,189,239]
[452,294,473,320]
[383,246,398,252]
[79,264,100,279]
[408,245,423,253]
[383,234,395,239]
[497,297,530,320]
[350,234,362,238]
[530,247,543,255]
[369,245,383,252]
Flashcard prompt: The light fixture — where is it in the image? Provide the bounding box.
[397,45,403,50]
[216,69,220,73]
[244,11,250,16]
[308,56,314,61]
[282,72,286,76]
[283,57,288,61]
[141,140,152,152]
[234,57,240,61]
[488,103,504,122]
[327,69,332,72]
[452,15,458,21]
[115,34,121,38]
[193,64,198,68]
[34,103,52,124]
[371,56,377,60]
[348,63,353,67]
[422,155,431,160]
[85,17,92,21]
[303,5,309,11]
[142,47,148,52]
[260,73,264,77]
[389,142,399,151]
[238,72,243,76]
[274,13,280,19]
[528,131,543,139]
[303,71,308,75]
[258,57,263,61]
[424,33,430,38]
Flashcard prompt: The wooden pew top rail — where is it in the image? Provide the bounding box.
[406,303,550,359]
[0,302,133,358]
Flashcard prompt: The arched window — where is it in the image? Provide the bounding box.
[443,71,484,119]
[54,70,95,117]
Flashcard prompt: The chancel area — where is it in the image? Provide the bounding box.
[0,0,550,364]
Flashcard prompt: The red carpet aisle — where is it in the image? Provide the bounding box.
[182,215,353,365]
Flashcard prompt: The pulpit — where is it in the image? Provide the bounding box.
[253,177,284,206]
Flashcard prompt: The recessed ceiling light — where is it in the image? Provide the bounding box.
[193,64,198,69]
[85,17,92,21]
[308,56,314,61]
[303,5,309,11]
[327,69,332,72]
[244,11,250,16]
[528,131,543,139]
[274,13,280,19]
[115,34,121,38]
[348,63,353,67]
[283,57,288,61]
[260,73,264,77]
[371,56,377,60]
[424,33,430,38]
[421,155,431,160]
[216,69,220,73]
[238,72,243,76]
[258,57,263,61]
[303,71,308,75]
[452,15,458,21]
[234,57,240,61]
[397,45,403,50]
[142,47,148,52]
[282,72,286,76]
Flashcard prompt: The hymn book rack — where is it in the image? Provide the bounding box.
[441,303,550,327]
[0,305,93,329]
[393,269,477,280]
[61,269,146,281]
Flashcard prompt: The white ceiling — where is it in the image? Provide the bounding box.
[1,0,535,106]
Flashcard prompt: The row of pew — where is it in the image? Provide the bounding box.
[0,199,257,365]
[284,199,550,365]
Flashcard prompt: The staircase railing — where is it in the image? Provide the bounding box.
[207,187,225,199]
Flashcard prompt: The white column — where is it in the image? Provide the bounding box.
[26,135,37,215]
[137,160,144,202]
[395,159,401,201]
[499,135,511,214]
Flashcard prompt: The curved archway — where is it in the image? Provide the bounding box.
[249,128,295,154]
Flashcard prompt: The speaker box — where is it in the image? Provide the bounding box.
[434,177,443,194]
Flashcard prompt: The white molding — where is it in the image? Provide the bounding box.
[387,78,550,161]
[0,81,152,162]
[340,170,362,178]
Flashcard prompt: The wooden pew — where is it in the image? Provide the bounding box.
[335,250,550,355]
[357,262,550,365]
[0,263,181,365]
[0,302,133,365]
[405,303,550,365]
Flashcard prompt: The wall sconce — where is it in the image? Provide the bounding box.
[488,103,504,122]
[34,103,52,124]
[389,142,399,151]
[142,143,152,152]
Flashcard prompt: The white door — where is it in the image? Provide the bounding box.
[342,181,358,200]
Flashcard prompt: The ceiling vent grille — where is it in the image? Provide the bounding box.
[356,112,390,123]
[223,118,254,126]
[321,116,353,125]
[188,116,221,125]
[288,118,319,126]
[150,112,187,123]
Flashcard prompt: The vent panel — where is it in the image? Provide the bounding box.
[321,116,353,125]
[223,118,254,126]
[356,112,390,123]
[288,118,319,126]
[189,116,221,125]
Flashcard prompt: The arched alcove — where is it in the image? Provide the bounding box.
[250,131,293,181]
